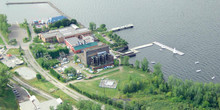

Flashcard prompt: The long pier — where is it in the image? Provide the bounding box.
[110,24,134,32]
[130,43,153,50]
[6,2,48,5]
[153,41,184,56]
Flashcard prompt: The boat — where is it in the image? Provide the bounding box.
[196,70,201,73]
[159,48,163,51]
[173,48,177,54]
[212,76,215,79]
[151,61,156,64]
[195,61,199,64]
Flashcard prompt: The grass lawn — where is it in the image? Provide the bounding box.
[74,67,149,98]
[27,88,48,102]
[27,78,77,105]
[7,48,22,56]
[0,37,5,45]
[0,88,18,110]
[73,67,191,109]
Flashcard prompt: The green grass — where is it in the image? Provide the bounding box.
[74,67,147,98]
[0,36,5,45]
[0,88,18,110]
[27,88,48,102]
[7,48,22,56]
[27,78,77,105]
[73,67,192,109]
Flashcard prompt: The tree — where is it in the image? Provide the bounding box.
[0,63,10,96]
[123,56,129,66]
[141,57,148,71]
[135,60,140,69]
[56,102,73,110]
[36,73,42,80]
[74,55,78,62]
[89,22,96,31]
[42,26,48,32]
[9,39,17,45]
[77,100,101,110]
[70,19,77,24]
[19,45,22,52]
[64,67,77,75]
[114,59,119,66]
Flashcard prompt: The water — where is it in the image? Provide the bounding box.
[1,0,220,83]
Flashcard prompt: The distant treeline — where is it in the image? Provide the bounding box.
[0,14,10,43]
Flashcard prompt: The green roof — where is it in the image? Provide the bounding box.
[74,42,98,51]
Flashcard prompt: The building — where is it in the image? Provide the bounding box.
[47,15,67,24]
[65,36,98,53]
[39,24,91,43]
[19,95,62,110]
[82,45,114,70]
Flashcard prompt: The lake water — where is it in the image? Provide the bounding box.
[1,0,220,83]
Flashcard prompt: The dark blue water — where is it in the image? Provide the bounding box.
[1,0,220,83]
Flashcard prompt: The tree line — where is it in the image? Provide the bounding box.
[20,19,31,42]
[106,31,128,50]
[0,14,10,43]
[89,22,128,51]
[49,18,78,30]
[49,69,66,82]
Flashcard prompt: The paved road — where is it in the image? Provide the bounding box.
[12,76,54,99]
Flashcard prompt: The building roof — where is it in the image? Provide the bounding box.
[65,37,79,45]
[19,95,62,110]
[58,27,90,38]
[74,42,98,51]
[47,16,67,24]
[84,44,109,52]
[65,36,95,46]
[41,26,91,39]
[41,31,59,38]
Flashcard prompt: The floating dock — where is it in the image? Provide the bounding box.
[115,41,184,57]
[110,24,134,32]
[153,41,184,56]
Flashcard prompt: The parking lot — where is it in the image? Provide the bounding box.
[11,84,30,103]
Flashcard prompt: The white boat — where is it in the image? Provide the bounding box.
[151,61,156,64]
[212,76,215,79]
[196,70,201,73]
[195,61,199,64]
[159,48,163,51]
[173,48,177,54]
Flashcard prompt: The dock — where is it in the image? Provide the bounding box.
[114,41,184,58]
[6,2,48,5]
[153,41,184,55]
[130,43,153,50]
[110,24,134,32]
